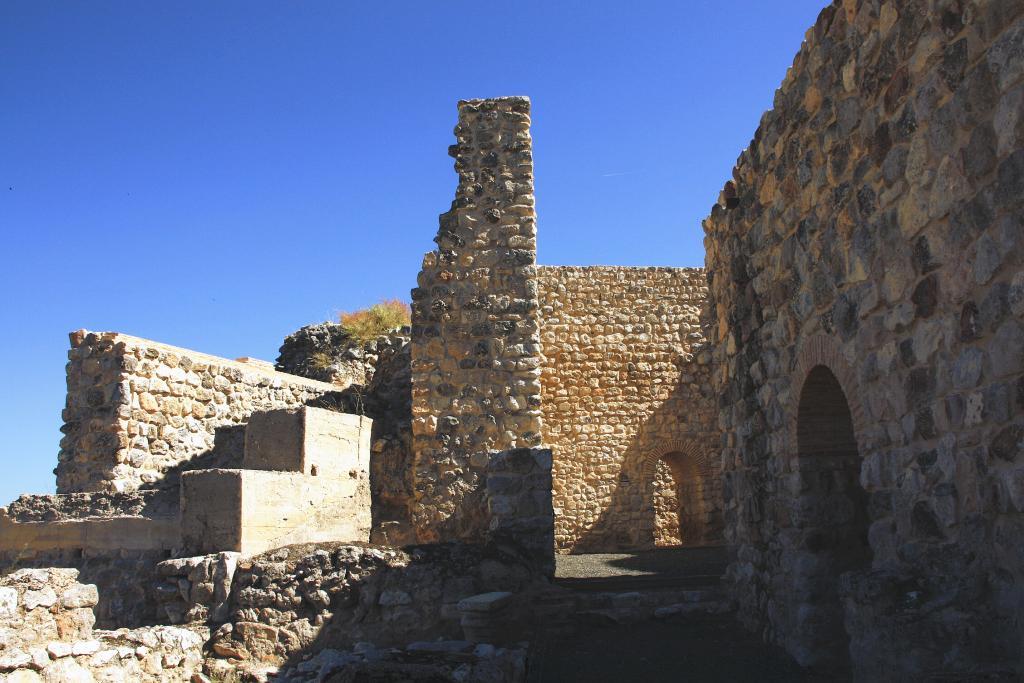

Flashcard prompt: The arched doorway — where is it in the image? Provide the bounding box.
[649,447,723,547]
[795,364,871,667]
[653,452,696,545]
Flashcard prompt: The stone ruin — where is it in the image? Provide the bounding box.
[1,1,1022,680]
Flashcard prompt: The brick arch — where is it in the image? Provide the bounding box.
[636,437,718,548]
[639,438,711,481]
[788,333,868,460]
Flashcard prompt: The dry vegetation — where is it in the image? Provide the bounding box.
[339,299,411,342]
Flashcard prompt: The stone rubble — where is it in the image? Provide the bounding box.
[205,640,527,683]
[276,322,410,391]
[4,490,176,523]
[0,568,205,682]
[203,542,542,666]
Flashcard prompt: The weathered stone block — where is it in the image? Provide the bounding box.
[243,407,371,478]
[180,467,370,556]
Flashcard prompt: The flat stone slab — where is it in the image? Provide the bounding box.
[457,592,513,613]
[405,641,474,654]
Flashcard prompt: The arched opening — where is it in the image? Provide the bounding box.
[652,451,722,547]
[795,365,871,667]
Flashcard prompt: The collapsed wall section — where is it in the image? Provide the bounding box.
[0,568,204,681]
[410,97,544,543]
[703,0,1024,676]
[59,330,337,493]
[537,266,720,552]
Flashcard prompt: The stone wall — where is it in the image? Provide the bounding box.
[153,552,240,625]
[1,492,179,628]
[276,322,409,390]
[0,567,204,681]
[537,266,720,552]
[59,330,337,493]
[205,542,544,666]
[0,523,178,628]
[703,0,1024,676]
[483,447,555,576]
[410,97,544,543]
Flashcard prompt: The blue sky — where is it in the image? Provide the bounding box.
[0,1,824,503]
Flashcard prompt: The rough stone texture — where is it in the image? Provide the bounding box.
[410,96,543,543]
[537,266,721,552]
[4,490,177,522]
[59,330,337,493]
[355,341,415,546]
[153,552,240,625]
[206,542,544,667]
[276,322,409,389]
[263,640,526,683]
[703,0,1024,677]
[0,550,172,629]
[0,567,204,681]
[482,448,554,577]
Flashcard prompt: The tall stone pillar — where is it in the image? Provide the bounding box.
[410,97,544,543]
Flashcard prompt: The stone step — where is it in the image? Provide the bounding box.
[554,572,724,592]
[573,587,727,610]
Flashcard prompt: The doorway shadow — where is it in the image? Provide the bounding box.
[570,368,722,554]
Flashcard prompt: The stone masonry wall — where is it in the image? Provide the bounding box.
[483,447,555,576]
[537,266,720,552]
[59,330,336,493]
[703,0,1023,676]
[0,567,204,681]
[205,543,543,666]
[410,97,543,543]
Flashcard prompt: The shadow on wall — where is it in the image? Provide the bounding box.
[204,446,554,676]
[205,541,548,679]
[158,424,246,490]
[571,373,723,554]
[4,425,249,628]
[305,389,415,544]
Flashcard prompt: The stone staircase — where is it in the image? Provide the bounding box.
[526,547,821,682]
[538,546,734,630]
[179,406,372,555]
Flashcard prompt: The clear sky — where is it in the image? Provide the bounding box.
[0,1,825,504]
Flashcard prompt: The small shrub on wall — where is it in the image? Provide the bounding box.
[339,299,411,342]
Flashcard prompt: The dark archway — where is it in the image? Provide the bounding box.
[795,365,871,667]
